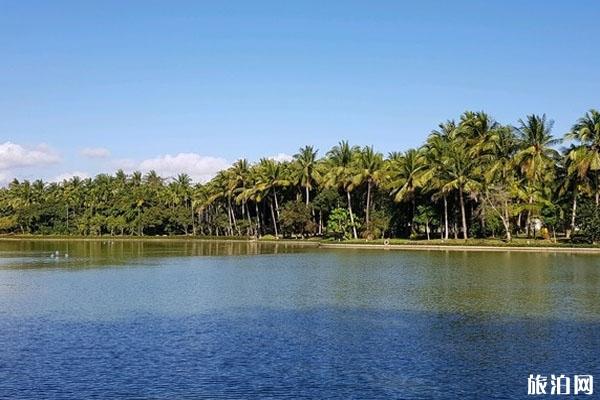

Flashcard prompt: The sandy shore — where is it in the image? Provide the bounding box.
[318,242,600,254]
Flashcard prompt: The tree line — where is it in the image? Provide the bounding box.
[2,109,600,242]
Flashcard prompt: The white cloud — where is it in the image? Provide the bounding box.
[80,147,111,158]
[0,142,60,170]
[51,171,90,183]
[110,158,137,171]
[0,142,61,185]
[269,153,294,162]
[138,153,229,182]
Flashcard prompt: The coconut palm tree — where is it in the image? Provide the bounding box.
[257,158,291,236]
[174,173,193,234]
[325,141,360,239]
[483,126,520,241]
[565,109,600,205]
[459,111,500,154]
[561,146,592,238]
[353,146,384,226]
[442,139,480,240]
[226,159,251,235]
[387,148,429,235]
[515,114,560,182]
[294,146,319,205]
[424,121,456,239]
[515,114,560,235]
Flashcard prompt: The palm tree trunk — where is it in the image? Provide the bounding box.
[232,206,240,236]
[596,171,600,207]
[227,197,233,236]
[365,180,372,225]
[503,201,512,242]
[347,190,358,239]
[443,194,449,240]
[305,185,310,206]
[411,198,416,235]
[273,189,280,219]
[480,198,486,238]
[270,200,278,237]
[190,203,196,236]
[525,196,533,238]
[138,208,142,236]
[459,187,468,240]
[245,202,252,236]
[228,200,239,236]
[596,172,600,207]
[569,189,577,239]
[255,202,261,236]
[319,209,323,235]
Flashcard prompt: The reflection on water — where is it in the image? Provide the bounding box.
[0,239,315,269]
[0,240,599,399]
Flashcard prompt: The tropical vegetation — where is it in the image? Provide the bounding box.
[2,109,600,243]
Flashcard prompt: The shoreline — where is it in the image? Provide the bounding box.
[318,242,600,254]
[0,236,321,247]
[1,236,600,254]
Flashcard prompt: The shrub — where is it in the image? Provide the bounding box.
[326,208,352,240]
[575,202,600,243]
[279,201,316,237]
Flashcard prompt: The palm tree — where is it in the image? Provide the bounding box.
[515,114,560,235]
[459,112,504,235]
[565,109,600,205]
[257,158,291,236]
[483,126,519,240]
[515,114,560,182]
[424,121,456,239]
[294,146,318,205]
[235,166,262,236]
[442,139,480,240]
[226,159,251,235]
[144,170,163,187]
[387,148,429,235]
[561,146,592,238]
[175,173,193,234]
[61,178,80,233]
[326,141,360,239]
[353,146,384,226]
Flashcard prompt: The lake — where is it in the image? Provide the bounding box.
[0,240,598,399]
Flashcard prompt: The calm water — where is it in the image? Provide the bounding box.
[0,240,599,399]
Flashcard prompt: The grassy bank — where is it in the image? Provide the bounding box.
[1,234,599,252]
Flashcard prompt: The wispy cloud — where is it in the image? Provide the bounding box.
[51,171,89,183]
[138,153,229,182]
[80,147,111,159]
[268,153,294,162]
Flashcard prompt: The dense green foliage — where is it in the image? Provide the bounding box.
[575,200,600,243]
[2,109,600,242]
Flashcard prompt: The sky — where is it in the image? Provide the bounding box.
[1,1,599,183]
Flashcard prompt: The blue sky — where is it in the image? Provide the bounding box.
[1,1,599,182]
